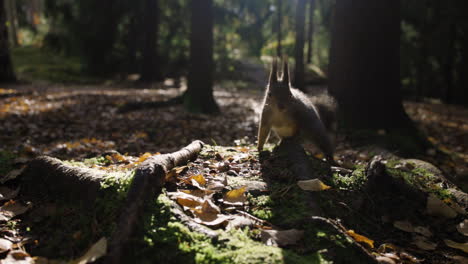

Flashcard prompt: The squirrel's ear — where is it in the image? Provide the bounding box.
[282,57,290,85]
[269,58,278,84]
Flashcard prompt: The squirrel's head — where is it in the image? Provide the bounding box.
[267,58,291,97]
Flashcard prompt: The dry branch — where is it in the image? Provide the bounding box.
[105,140,204,264]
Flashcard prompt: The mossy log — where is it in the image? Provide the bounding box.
[21,156,108,204]
[105,140,204,264]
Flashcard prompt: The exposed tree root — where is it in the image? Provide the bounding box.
[105,140,204,264]
[21,156,107,204]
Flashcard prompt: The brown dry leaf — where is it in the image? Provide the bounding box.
[193,200,221,222]
[444,239,468,253]
[375,256,396,264]
[0,187,20,201]
[0,200,32,221]
[224,186,247,203]
[346,230,374,248]
[206,181,226,191]
[393,221,414,233]
[261,229,304,247]
[297,179,331,191]
[165,166,187,181]
[0,238,13,253]
[426,193,457,218]
[412,235,437,250]
[451,255,468,264]
[413,226,432,237]
[71,237,107,264]
[456,219,468,236]
[168,192,204,208]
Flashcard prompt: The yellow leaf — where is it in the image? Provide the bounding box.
[190,174,206,186]
[224,186,247,203]
[314,153,324,159]
[297,179,331,191]
[138,152,152,163]
[177,197,202,208]
[346,230,374,248]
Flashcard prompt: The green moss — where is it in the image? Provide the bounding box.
[130,195,327,264]
[331,165,366,190]
[12,46,99,84]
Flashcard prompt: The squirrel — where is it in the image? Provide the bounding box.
[257,58,335,163]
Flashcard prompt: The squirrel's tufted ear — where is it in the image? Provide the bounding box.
[282,57,290,85]
[269,58,278,85]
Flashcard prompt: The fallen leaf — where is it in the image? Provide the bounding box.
[412,235,437,250]
[444,239,468,253]
[224,186,247,203]
[297,179,331,191]
[0,187,20,201]
[190,174,206,186]
[393,221,414,233]
[426,194,457,218]
[167,192,204,208]
[261,229,304,247]
[180,189,214,198]
[165,166,187,181]
[456,219,468,236]
[346,230,374,248]
[413,226,432,237]
[193,200,221,222]
[0,238,13,253]
[137,152,152,163]
[0,200,32,221]
[71,237,107,264]
[375,256,396,264]
[451,255,468,264]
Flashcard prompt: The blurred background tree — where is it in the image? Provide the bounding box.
[1,0,467,106]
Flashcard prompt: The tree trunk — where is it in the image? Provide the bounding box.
[140,0,160,82]
[5,0,18,46]
[276,0,282,57]
[328,0,412,130]
[0,0,16,83]
[184,0,219,114]
[293,0,306,90]
[306,0,315,64]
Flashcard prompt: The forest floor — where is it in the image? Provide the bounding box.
[0,50,467,263]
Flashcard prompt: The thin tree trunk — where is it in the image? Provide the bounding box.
[5,0,18,46]
[140,0,160,82]
[184,0,219,114]
[306,0,315,64]
[293,0,307,90]
[276,0,282,57]
[0,0,16,83]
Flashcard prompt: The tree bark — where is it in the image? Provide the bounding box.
[21,156,107,204]
[276,0,282,57]
[140,0,160,82]
[106,140,204,264]
[5,0,18,47]
[306,0,315,64]
[328,0,412,130]
[293,0,306,90]
[0,0,16,83]
[184,0,219,114]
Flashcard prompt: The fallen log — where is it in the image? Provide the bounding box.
[21,156,108,204]
[105,140,204,264]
